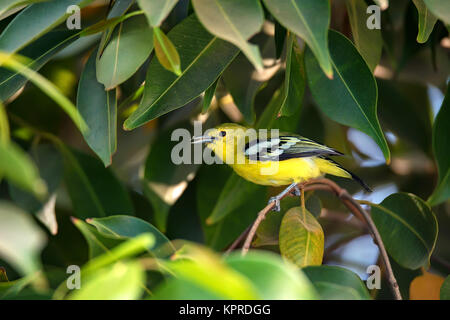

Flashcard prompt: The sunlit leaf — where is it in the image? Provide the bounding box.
[0,202,46,275]
[370,192,438,269]
[192,0,264,71]
[153,27,181,76]
[225,251,318,299]
[305,30,390,162]
[137,0,178,27]
[124,15,239,130]
[413,0,438,43]
[409,271,445,300]
[96,15,154,90]
[263,0,333,77]
[69,261,145,300]
[428,84,450,206]
[303,265,371,300]
[279,207,324,267]
[346,0,382,71]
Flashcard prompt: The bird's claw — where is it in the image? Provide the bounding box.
[292,186,301,197]
[268,196,281,212]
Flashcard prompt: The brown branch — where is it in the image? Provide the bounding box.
[239,178,402,300]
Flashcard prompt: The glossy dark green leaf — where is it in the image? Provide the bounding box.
[370,192,438,269]
[263,0,333,77]
[96,15,154,90]
[423,0,450,25]
[303,265,371,300]
[77,49,117,167]
[0,0,93,53]
[413,0,438,43]
[428,84,450,205]
[153,27,181,76]
[346,0,382,71]
[87,215,175,258]
[62,149,134,219]
[124,15,239,130]
[0,30,78,102]
[202,77,219,113]
[274,20,287,59]
[441,276,450,300]
[279,207,324,267]
[279,34,305,116]
[137,0,178,27]
[192,0,264,71]
[0,201,46,275]
[305,30,390,162]
[0,141,46,197]
[225,251,318,299]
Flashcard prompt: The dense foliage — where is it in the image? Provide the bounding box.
[0,0,449,300]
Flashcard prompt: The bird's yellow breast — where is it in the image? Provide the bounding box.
[230,157,322,186]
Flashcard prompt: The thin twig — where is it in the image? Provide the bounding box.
[225,225,251,254]
[239,178,402,300]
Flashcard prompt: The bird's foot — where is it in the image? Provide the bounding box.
[292,186,301,197]
[268,196,281,212]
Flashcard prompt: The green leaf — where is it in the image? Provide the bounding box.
[370,193,438,270]
[263,0,333,78]
[142,123,200,231]
[274,20,287,59]
[202,77,219,113]
[0,0,93,53]
[0,201,46,275]
[0,1,33,17]
[0,271,41,299]
[0,52,87,133]
[77,49,117,167]
[9,144,62,235]
[72,217,124,259]
[69,261,145,300]
[279,207,324,267]
[305,30,390,163]
[137,0,178,27]
[303,265,371,300]
[428,84,450,206]
[87,215,175,258]
[279,34,305,116]
[192,0,264,71]
[206,173,264,225]
[153,278,223,299]
[346,0,383,71]
[124,15,239,130]
[423,0,450,25]
[0,141,46,197]
[225,251,318,299]
[0,30,78,102]
[96,15,154,90]
[162,245,260,299]
[441,276,450,300]
[413,0,438,43]
[0,102,9,143]
[153,27,181,76]
[62,149,134,219]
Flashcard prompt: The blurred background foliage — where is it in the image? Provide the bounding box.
[0,0,449,300]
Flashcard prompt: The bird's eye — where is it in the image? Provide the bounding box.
[219,131,226,137]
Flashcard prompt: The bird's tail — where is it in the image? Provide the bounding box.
[314,157,372,192]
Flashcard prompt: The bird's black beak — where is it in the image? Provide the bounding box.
[191,135,215,144]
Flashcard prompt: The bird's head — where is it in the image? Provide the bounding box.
[192,123,249,164]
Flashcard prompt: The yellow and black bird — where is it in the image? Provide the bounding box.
[193,123,371,211]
